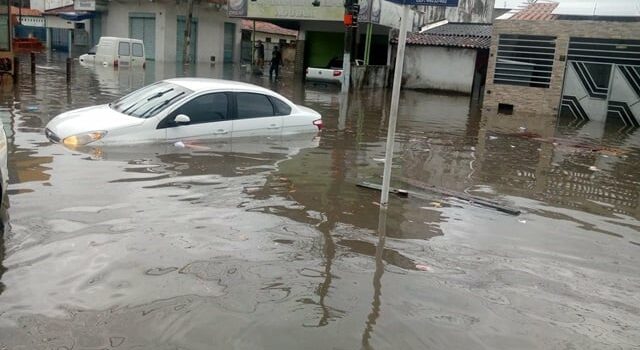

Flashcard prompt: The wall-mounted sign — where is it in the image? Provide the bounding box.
[359,0,383,24]
[229,0,345,21]
[74,0,107,11]
[385,0,459,6]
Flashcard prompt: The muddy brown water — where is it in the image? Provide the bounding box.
[0,55,638,349]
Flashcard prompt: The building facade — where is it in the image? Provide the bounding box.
[100,0,241,63]
[483,1,640,127]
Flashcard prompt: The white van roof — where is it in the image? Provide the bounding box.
[99,37,144,44]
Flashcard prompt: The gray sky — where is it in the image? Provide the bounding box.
[494,0,581,9]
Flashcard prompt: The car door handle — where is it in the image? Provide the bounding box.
[215,129,228,134]
[268,124,280,129]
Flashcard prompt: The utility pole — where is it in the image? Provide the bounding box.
[183,0,195,65]
[341,0,359,94]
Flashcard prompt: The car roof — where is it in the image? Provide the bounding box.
[164,78,273,94]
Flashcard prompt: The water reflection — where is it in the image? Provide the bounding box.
[361,208,387,350]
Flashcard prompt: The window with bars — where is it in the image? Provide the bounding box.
[494,34,557,88]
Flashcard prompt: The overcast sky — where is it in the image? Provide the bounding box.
[494,0,584,9]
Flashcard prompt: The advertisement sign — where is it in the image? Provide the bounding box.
[385,0,459,6]
[75,0,95,11]
[229,0,344,21]
[358,0,383,24]
[74,0,107,11]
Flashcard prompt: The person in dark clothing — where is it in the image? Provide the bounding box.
[270,46,282,79]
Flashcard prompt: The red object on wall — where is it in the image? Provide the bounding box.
[344,14,353,27]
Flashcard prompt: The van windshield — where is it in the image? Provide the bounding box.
[110,82,192,119]
[88,46,97,55]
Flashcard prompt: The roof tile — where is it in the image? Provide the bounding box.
[396,23,492,49]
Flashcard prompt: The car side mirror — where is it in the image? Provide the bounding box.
[174,114,191,125]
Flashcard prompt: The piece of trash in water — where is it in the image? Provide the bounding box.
[26,105,39,111]
[372,201,381,207]
[489,136,498,141]
[174,141,185,148]
[589,166,600,171]
[510,145,516,148]
[373,158,385,163]
[430,202,442,208]
[519,127,527,131]
[519,219,527,224]
[415,264,432,272]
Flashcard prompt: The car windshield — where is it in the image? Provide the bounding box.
[87,46,97,55]
[109,82,192,119]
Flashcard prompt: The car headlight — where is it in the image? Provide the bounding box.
[63,131,107,146]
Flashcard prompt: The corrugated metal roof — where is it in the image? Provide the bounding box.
[552,0,640,17]
[511,2,559,20]
[398,23,492,49]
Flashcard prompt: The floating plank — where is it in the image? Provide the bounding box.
[357,179,521,216]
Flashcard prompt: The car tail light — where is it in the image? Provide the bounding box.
[313,119,323,130]
[143,62,146,69]
[113,59,118,67]
[333,70,342,77]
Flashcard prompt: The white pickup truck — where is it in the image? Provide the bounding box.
[305,57,363,84]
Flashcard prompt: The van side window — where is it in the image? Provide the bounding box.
[118,42,130,56]
[132,43,144,57]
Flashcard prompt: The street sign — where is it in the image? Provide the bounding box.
[385,0,459,6]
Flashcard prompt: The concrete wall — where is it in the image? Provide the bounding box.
[403,45,477,94]
[249,32,295,45]
[103,0,241,63]
[31,0,74,11]
[483,19,640,116]
[352,65,390,89]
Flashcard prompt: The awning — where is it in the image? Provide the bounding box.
[58,11,95,21]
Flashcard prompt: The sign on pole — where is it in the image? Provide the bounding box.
[379,0,457,206]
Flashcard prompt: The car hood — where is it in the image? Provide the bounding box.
[46,105,145,140]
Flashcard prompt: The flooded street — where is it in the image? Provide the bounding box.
[0,54,639,349]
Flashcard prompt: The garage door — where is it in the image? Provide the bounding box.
[129,13,156,60]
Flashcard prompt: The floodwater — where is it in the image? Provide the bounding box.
[0,54,639,349]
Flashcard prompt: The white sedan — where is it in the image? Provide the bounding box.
[45,78,323,147]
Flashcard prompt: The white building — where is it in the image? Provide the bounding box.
[99,0,241,63]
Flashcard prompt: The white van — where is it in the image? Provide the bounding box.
[79,37,146,68]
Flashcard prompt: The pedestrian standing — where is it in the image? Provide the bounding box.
[270,46,282,80]
[256,40,265,69]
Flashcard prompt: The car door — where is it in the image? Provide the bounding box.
[159,92,232,143]
[232,92,283,138]
[117,40,132,67]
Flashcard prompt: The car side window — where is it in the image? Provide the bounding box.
[132,43,144,57]
[236,93,275,119]
[269,96,292,116]
[118,42,130,56]
[158,93,228,129]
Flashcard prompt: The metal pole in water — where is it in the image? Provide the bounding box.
[66,57,71,84]
[30,52,35,75]
[380,5,410,207]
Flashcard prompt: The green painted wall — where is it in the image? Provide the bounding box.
[305,31,344,68]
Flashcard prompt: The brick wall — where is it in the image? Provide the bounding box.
[483,20,640,116]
